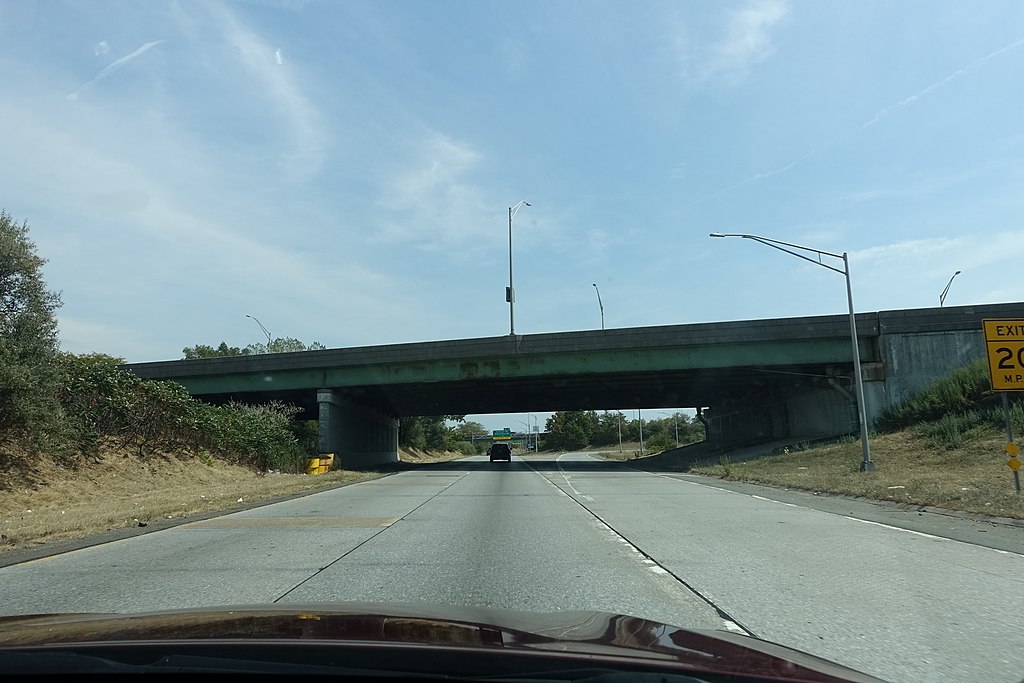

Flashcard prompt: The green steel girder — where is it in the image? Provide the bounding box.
[169,337,868,397]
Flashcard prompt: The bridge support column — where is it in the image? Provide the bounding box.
[317,390,399,468]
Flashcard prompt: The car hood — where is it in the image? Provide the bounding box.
[0,602,886,682]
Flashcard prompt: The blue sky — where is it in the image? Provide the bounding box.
[3,0,1023,432]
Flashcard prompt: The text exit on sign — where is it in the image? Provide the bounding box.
[983,319,1024,391]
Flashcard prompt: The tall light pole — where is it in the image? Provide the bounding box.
[507,200,531,335]
[592,283,605,329]
[709,232,875,472]
[527,413,537,450]
[245,314,272,345]
[939,270,961,307]
[637,409,644,454]
[617,413,622,453]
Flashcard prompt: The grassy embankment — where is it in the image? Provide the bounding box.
[0,444,467,553]
[620,360,1024,519]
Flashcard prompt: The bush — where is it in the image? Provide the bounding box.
[0,214,314,473]
[914,403,1024,450]
[203,401,307,472]
[290,420,320,459]
[645,431,677,453]
[51,352,311,472]
[879,359,993,431]
[454,440,476,456]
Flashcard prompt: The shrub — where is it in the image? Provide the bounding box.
[879,359,993,431]
[645,431,677,453]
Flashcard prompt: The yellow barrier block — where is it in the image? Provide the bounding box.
[305,458,321,474]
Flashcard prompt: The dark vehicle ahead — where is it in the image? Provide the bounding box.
[488,442,512,462]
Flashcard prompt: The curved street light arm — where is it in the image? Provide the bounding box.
[245,314,272,344]
[592,283,604,329]
[510,200,531,221]
[939,270,962,306]
[708,231,874,471]
[710,233,846,275]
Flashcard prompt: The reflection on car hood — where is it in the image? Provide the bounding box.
[0,602,885,682]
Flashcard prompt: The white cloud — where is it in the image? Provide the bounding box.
[676,0,790,85]
[210,3,327,181]
[707,0,789,80]
[851,235,971,266]
[703,34,1024,201]
[848,232,1024,308]
[855,35,1024,136]
[69,40,165,100]
[372,133,493,250]
[0,72,400,360]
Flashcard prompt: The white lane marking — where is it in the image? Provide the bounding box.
[533,455,755,637]
[610,454,1019,557]
[556,454,595,501]
[843,516,944,540]
[751,494,799,508]
[721,620,747,634]
[842,517,1024,557]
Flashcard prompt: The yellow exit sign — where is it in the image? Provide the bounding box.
[983,319,1024,391]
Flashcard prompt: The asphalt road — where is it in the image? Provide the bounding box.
[3,452,1023,682]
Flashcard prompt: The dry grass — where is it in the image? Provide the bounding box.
[398,447,472,464]
[0,445,470,552]
[571,442,645,460]
[691,431,1024,519]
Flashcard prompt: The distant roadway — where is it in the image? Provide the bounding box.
[3,453,1023,682]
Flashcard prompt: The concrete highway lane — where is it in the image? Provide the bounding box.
[3,452,1022,683]
[0,456,727,629]
[532,452,1024,683]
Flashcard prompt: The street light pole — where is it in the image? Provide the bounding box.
[709,232,875,472]
[245,314,272,345]
[507,200,531,335]
[939,270,962,307]
[617,413,622,453]
[592,283,604,329]
[637,409,644,454]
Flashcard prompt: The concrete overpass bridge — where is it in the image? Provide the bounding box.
[123,302,1020,467]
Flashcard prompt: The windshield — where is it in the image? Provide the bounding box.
[2,2,1024,682]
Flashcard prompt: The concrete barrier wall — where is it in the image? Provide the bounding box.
[880,330,984,408]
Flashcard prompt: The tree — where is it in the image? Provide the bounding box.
[182,342,251,359]
[0,211,63,438]
[453,420,487,441]
[246,337,327,355]
[182,337,326,359]
[399,415,466,450]
[592,411,626,446]
[544,410,597,451]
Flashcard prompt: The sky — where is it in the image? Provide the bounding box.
[2,0,1023,433]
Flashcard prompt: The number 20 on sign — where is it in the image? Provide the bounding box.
[982,320,1024,391]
